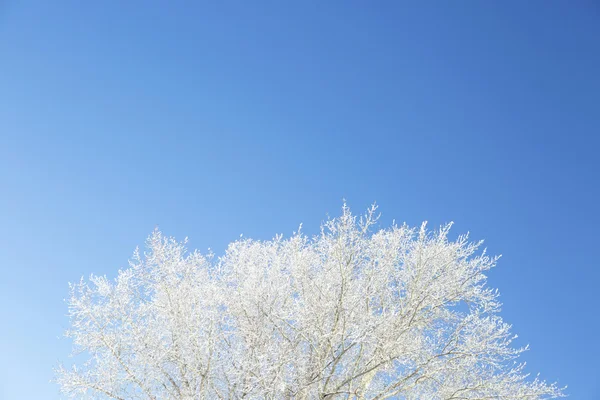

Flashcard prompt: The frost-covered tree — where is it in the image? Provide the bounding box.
[57,205,564,399]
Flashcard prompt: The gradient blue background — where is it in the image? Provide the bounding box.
[1,1,598,398]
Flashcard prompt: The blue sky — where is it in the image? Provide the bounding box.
[1,1,598,398]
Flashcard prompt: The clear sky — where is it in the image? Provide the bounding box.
[1,1,598,398]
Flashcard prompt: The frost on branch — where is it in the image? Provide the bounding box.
[56,204,564,399]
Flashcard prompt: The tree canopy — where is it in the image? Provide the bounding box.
[57,205,564,399]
